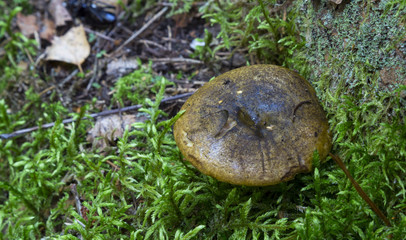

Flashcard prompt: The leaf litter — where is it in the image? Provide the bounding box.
[87,114,148,150]
[44,24,90,70]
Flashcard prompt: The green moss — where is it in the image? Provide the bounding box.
[112,60,174,107]
[293,0,406,238]
[200,0,308,72]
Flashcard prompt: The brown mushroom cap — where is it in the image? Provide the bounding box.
[174,65,332,186]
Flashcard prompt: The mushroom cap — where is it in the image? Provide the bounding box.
[174,65,332,186]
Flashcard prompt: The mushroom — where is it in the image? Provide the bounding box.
[174,65,332,186]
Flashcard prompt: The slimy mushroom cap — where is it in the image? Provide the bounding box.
[174,65,332,186]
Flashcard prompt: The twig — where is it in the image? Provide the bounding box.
[162,37,189,44]
[151,57,203,65]
[106,160,120,171]
[86,53,99,92]
[38,85,56,97]
[59,69,79,88]
[24,47,35,65]
[70,184,83,218]
[329,153,392,227]
[138,39,167,50]
[84,27,115,42]
[0,92,193,140]
[167,25,172,51]
[70,183,84,240]
[112,7,168,55]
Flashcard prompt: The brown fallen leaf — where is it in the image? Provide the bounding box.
[173,12,190,29]
[106,58,139,76]
[45,25,90,69]
[40,18,56,42]
[49,0,72,26]
[16,13,39,37]
[87,114,147,150]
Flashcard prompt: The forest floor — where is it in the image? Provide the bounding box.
[0,0,405,239]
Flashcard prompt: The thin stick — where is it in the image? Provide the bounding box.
[84,27,115,42]
[59,69,79,88]
[329,153,391,227]
[70,184,83,218]
[112,7,168,54]
[0,92,193,140]
[70,183,84,240]
[138,39,167,50]
[151,57,203,65]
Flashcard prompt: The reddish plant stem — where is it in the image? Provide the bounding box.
[329,153,391,227]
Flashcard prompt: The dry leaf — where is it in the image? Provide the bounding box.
[16,13,39,37]
[49,0,72,26]
[173,13,190,29]
[330,0,342,4]
[17,61,29,71]
[45,25,90,66]
[87,114,147,150]
[40,18,56,42]
[106,58,139,75]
